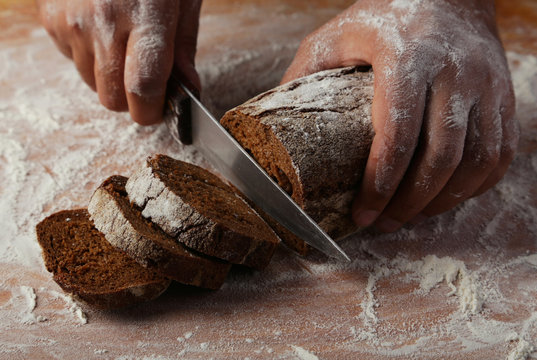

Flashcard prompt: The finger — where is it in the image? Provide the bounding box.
[71,36,97,91]
[281,19,371,84]
[374,84,471,230]
[54,7,96,91]
[473,87,519,196]
[124,21,178,125]
[50,37,74,60]
[91,0,128,111]
[174,0,202,92]
[38,1,74,59]
[94,36,129,111]
[351,65,427,228]
[280,30,338,84]
[421,94,504,217]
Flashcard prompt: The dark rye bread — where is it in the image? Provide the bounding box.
[36,209,171,309]
[227,183,309,256]
[88,175,231,289]
[125,155,280,270]
[220,66,375,241]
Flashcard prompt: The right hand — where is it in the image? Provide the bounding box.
[37,0,202,125]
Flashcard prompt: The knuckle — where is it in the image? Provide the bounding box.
[65,17,84,35]
[426,143,462,170]
[382,125,415,155]
[93,0,115,23]
[300,32,317,50]
[126,43,172,97]
[469,143,501,170]
[372,165,400,198]
[126,72,166,98]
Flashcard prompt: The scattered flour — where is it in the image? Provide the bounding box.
[43,289,87,325]
[414,255,483,315]
[507,337,535,360]
[291,345,319,360]
[0,27,201,269]
[17,286,47,325]
[0,4,536,359]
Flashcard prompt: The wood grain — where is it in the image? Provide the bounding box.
[0,1,536,359]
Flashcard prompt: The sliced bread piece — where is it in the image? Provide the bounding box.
[126,155,280,270]
[36,209,171,309]
[226,183,309,256]
[88,175,231,289]
[220,66,375,240]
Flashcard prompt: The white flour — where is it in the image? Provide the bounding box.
[16,286,47,325]
[0,6,536,359]
[44,289,88,325]
[0,28,203,269]
[291,345,319,360]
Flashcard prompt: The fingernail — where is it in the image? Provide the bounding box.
[375,217,402,233]
[409,213,428,225]
[353,210,380,227]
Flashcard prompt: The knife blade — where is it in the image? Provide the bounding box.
[164,81,351,262]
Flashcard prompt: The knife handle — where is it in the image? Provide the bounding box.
[164,70,200,145]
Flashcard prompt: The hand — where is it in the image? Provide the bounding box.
[281,0,519,232]
[37,0,202,125]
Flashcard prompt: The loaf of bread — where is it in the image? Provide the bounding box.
[36,67,374,308]
[36,209,171,309]
[88,175,231,289]
[220,66,374,240]
[126,155,280,270]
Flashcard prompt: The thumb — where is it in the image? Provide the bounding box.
[281,11,373,84]
[281,29,340,84]
[174,0,202,93]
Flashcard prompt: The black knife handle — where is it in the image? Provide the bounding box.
[164,70,200,145]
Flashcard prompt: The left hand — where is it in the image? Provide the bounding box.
[281,0,519,232]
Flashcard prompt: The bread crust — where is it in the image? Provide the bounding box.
[36,209,171,309]
[88,175,231,289]
[126,155,280,270]
[220,67,374,241]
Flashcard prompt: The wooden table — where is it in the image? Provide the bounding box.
[1,1,536,359]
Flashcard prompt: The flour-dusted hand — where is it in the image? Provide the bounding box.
[36,0,202,125]
[282,0,519,232]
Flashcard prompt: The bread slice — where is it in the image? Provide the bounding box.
[88,175,231,289]
[220,66,375,240]
[227,183,309,256]
[36,209,171,309]
[126,155,280,270]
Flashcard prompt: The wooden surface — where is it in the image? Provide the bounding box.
[0,1,536,359]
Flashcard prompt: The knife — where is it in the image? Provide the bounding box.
[164,78,351,262]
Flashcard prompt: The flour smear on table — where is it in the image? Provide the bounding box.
[0,22,536,359]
